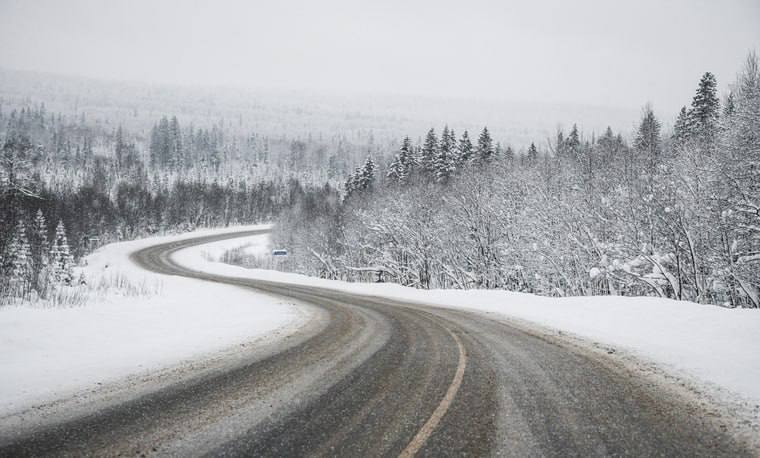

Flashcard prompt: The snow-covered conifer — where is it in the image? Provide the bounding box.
[457,130,473,165]
[49,220,74,285]
[476,127,494,164]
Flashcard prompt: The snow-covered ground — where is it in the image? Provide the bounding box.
[0,225,309,415]
[2,227,757,420]
[175,231,760,408]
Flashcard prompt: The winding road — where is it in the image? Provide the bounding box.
[0,229,753,457]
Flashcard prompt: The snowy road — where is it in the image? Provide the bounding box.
[0,230,754,456]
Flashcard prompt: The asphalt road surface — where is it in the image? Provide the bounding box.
[0,230,753,457]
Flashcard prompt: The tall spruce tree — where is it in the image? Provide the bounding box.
[420,128,438,178]
[359,157,376,191]
[5,220,32,297]
[476,127,494,163]
[435,126,456,182]
[689,72,720,148]
[398,136,416,181]
[457,130,473,165]
[634,105,662,174]
[673,106,691,144]
[30,209,49,291]
[49,220,74,285]
[566,124,581,162]
[388,136,415,184]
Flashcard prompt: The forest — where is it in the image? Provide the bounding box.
[0,97,353,304]
[270,53,760,308]
[1,53,758,308]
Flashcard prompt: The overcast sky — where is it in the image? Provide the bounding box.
[1,0,758,113]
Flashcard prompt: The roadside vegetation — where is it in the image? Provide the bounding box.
[272,53,760,308]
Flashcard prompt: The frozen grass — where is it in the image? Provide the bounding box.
[0,271,163,309]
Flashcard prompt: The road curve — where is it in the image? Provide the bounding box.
[0,230,753,457]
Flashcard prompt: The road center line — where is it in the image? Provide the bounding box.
[399,327,467,458]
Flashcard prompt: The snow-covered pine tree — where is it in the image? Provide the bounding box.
[688,72,721,148]
[398,136,416,182]
[554,129,567,162]
[149,121,160,168]
[420,128,438,178]
[387,154,403,183]
[566,124,581,164]
[634,105,662,174]
[723,91,736,118]
[0,132,36,198]
[170,116,183,170]
[672,106,691,144]
[359,157,375,191]
[527,143,539,167]
[344,168,360,198]
[476,127,494,164]
[5,220,32,298]
[434,126,456,182]
[503,146,515,163]
[30,209,49,291]
[49,220,74,286]
[387,136,415,185]
[457,130,473,165]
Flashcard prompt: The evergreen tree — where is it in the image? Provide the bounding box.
[387,154,404,183]
[345,171,358,197]
[82,135,94,165]
[1,132,36,198]
[149,116,173,168]
[4,220,32,297]
[115,125,127,169]
[672,106,691,143]
[30,209,49,291]
[387,136,416,184]
[457,130,473,165]
[723,91,736,118]
[527,142,539,167]
[149,122,161,167]
[476,127,494,163]
[420,128,438,177]
[555,130,566,161]
[169,116,183,170]
[634,105,662,174]
[566,124,581,163]
[49,220,74,285]
[398,136,416,181]
[327,153,340,179]
[359,157,376,191]
[689,72,721,147]
[435,126,456,182]
[503,146,515,163]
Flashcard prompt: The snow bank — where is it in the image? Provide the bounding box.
[4,227,754,417]
[0,225,307,415]
[174,231,760,405]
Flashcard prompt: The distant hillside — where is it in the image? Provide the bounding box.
[0,67,641,150]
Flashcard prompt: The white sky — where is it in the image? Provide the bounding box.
[0,0,758,112]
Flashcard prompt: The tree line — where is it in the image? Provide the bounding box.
[0,106,340,304]
[272,53,760,308]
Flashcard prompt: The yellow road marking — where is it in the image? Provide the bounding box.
[399,328,467,458]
